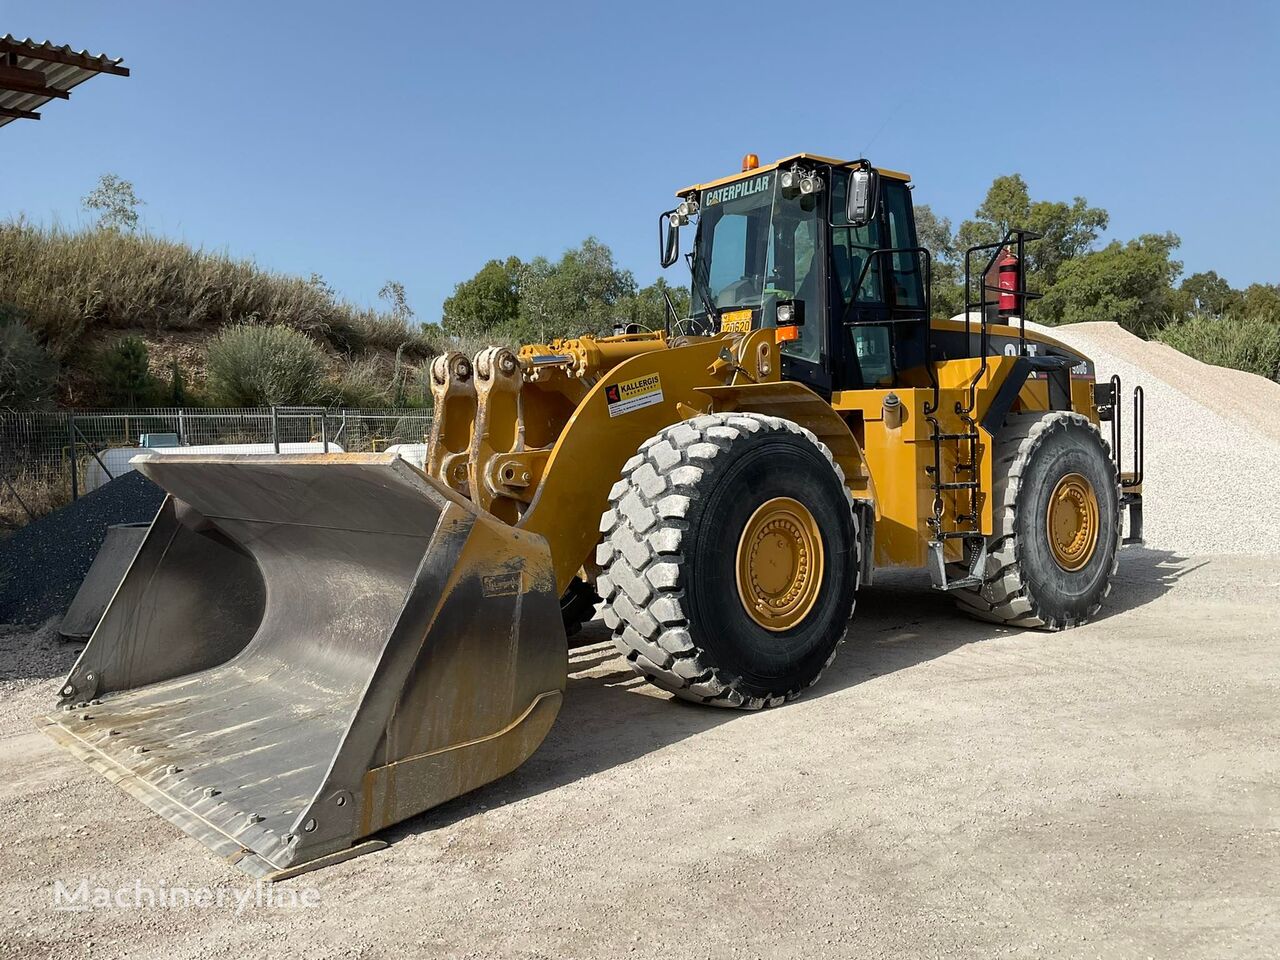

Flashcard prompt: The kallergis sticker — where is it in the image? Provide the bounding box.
[481,571,523,597]
[605,373,664,418]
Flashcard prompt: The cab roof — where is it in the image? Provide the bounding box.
[678,153,911,196]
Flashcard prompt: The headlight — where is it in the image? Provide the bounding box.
[776,302,794,325]
[676,198,699,219]
[799,174,823,195]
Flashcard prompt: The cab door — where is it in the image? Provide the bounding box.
[772,206,831,394]
[828,174,927,390]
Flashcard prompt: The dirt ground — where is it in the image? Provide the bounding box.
[0,548,1275,959]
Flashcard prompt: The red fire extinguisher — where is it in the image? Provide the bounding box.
[997,248,1020,317]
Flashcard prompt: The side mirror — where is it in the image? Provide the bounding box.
[846,168,879,227]
[660,211,680,268]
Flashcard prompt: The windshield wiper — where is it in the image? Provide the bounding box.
[685,252,721,327]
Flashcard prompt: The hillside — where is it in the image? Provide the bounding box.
[0,220,438,408]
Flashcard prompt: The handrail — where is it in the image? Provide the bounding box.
[959,228,1043,417]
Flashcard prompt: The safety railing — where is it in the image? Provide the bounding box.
[0,406,433,530]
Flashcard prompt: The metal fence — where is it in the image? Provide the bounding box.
[0,406,433,529]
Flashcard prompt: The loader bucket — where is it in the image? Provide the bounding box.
[39,453,567,880]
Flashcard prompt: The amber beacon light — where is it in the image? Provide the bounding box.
[741,153,759,172]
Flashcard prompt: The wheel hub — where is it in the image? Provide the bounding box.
[1046,472,1099,571]
[735,497,824,631]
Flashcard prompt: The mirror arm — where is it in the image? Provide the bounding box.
[658,208,680,268]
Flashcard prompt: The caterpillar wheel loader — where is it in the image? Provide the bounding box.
[42,153,1144,879]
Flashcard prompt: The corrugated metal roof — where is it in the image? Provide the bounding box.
[0,35,128,129]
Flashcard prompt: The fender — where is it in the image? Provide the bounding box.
[519,338,728,594]
[694,379,878,585]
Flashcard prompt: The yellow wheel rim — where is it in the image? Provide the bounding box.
[735,497,824,632]
[1046,472,1100,571]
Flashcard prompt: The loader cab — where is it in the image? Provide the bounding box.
[671,155,927,397]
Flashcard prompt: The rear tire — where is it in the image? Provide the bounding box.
[560,576,600,640]
[954,411,1120,629]
[596,413,861,709]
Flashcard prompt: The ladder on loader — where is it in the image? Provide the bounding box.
[926,228,1044,591]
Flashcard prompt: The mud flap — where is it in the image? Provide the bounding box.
[39,453,567,879]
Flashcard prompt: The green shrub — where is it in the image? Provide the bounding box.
[167,358,185,406]
[0,304,58,410]
[1157,311,1280,383]
[97,335,158,406]
[206,324,329,406]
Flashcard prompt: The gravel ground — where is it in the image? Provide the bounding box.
[0,472,164,625]
[1,324,1276,956]
[0,620,79,730]
[1029,321,1280,556]
[1,551,1277,959]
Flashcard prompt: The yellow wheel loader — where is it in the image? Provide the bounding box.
[42,153,1144,878]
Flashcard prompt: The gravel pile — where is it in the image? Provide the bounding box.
[1029,320,1280,556]
[0,620,77,728]
[0,471,164,626]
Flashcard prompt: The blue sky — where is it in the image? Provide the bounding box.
[4,1,1277,321]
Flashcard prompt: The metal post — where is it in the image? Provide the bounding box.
[1,472,34,522]
[178,408,186,444]
[67,413,78,501]
[321,410,329,453]
[271,406,280,454]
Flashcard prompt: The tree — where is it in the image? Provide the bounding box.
[913,203,963,318]
[98,336,157,406]
[955,174,1108,289]
[378,280,415,322]
[82,173,144,231]
[613,278,692,332]
[1038,233,1183,334]
[1178,270,1239,316]
[441,256,523,337]
[517,237,637,341]
[1240,282,1280,318]
[439,238,637,344]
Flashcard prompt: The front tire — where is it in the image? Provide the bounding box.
[596,413,861,709]
[955,411,1120,629]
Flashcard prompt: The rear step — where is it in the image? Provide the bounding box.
[927,535,988,592]
[40,453,566,880]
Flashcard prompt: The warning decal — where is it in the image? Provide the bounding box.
[605,373,664,418]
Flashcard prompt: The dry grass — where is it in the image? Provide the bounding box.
[0,467,72,532]
[0,219,437,361]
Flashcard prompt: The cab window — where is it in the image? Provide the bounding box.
[830,173,883,309]
[882,180,925,311]
[764,213,823,363]
[706,213,749,304]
